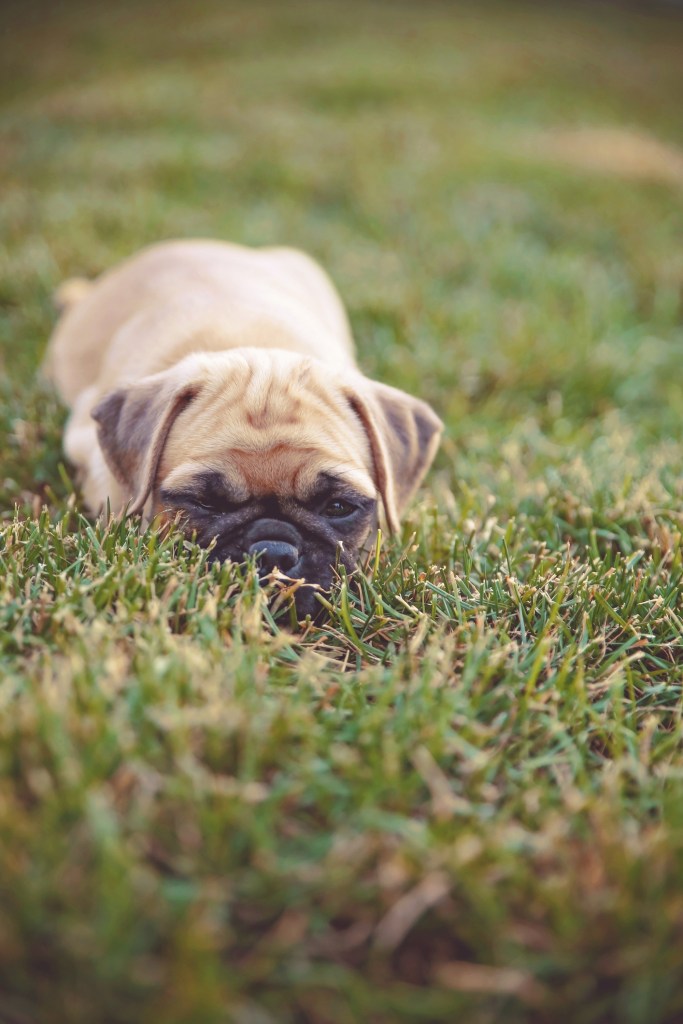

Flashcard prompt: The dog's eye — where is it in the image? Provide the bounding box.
[181,495,227,514]
[193,498,217,512]
[322,499,355,519]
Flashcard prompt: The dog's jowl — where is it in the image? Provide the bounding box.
[43,240,443,618]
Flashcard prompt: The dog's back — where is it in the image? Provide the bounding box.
[43,240,356,407]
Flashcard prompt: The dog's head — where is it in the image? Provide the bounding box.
[92,350,442,619]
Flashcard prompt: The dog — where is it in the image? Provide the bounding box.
[42,240,443,618]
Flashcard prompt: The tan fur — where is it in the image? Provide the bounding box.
[52,276,94,315]
[42,239,442,533]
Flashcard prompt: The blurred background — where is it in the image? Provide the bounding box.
[3,6,683,1019]
[1,0,683,503]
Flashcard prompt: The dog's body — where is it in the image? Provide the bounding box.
[43,240,442,617]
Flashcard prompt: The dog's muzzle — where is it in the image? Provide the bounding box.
[244,518,302,577]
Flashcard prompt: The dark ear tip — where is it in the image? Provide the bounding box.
[424,403,444,432]
[413,394,443,426]
[412,398,444,451]
[92,390,125,428]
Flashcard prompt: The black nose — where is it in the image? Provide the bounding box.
[248,540,300,574]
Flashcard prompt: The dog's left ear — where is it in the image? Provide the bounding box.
[347,380,443,534]
[92,374,199,517]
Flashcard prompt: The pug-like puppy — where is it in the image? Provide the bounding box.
[42,240,442,618]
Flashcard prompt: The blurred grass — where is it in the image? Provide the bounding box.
[2,1,683,1022]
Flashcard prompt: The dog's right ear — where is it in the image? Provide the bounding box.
[92,375,199,516]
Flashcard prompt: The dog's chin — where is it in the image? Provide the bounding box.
[270,579,329,623]
[209,545,354,624]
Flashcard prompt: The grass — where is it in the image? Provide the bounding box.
[2,0,683,1021]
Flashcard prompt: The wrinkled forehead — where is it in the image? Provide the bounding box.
[159,354,375,499]
[162,455,376,505]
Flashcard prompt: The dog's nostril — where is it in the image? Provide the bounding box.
[248,540,299,574]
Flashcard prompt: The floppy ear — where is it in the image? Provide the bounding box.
[92,375,199,516]
[347,380,443,535]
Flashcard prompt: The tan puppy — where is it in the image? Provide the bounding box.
[43,240,442,618]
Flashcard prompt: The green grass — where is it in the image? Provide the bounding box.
[2,1,683,1021]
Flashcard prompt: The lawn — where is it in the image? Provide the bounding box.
[2,1,683,1021]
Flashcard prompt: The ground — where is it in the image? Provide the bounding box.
[1,1,683,1022]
